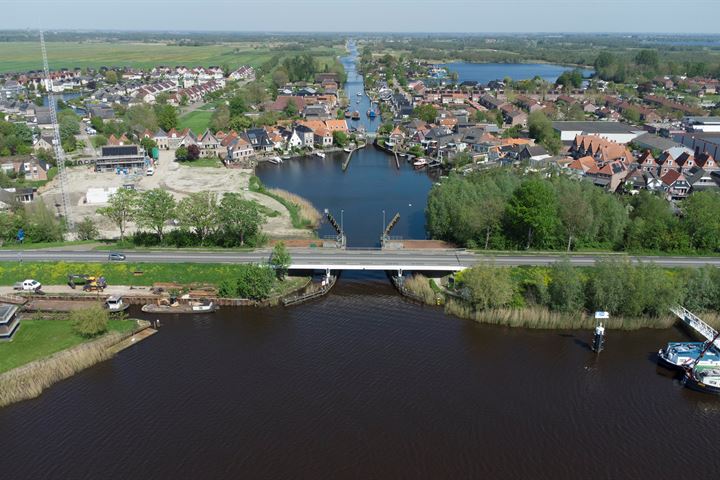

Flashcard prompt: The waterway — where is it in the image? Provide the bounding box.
[1,273,719,479]
[258,41,439,247]
[440,62,593,84]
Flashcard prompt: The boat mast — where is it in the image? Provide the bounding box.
[686,330,720,372]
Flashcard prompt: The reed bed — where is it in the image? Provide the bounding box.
[402,274,438,305]
[268,188,321,229]
[0,328,138,408]
[444,300,678,331]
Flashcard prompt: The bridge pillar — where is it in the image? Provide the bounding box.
[397,268,403,278]
[325,268,331,281]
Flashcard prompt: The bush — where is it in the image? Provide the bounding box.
[72,304,109,337]
[76,217,99,241]
[235,264,275,300]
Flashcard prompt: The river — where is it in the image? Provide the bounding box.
[1,273,719,479]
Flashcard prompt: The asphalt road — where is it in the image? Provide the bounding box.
[1,249,720,270]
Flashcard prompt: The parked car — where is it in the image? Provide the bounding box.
[146,167,155,176]
[13,279,42,292]
[108,253,126,261]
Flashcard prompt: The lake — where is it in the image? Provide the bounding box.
[440,62,593,84]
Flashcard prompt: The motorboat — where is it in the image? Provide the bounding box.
[105,296,129,312]
[142,299,218,314]
[357,92,362,96]
[413,158,428,168]
[344,110,352,118]
[314,151,326,159]
[684,366,720,394]
[268,156,283,165]
[351,111,360,120]
[343,147,352,153]
[658,341,720,370]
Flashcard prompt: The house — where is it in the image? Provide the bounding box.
[95,145,148,172]
[389,125,406,145]
[226,136,254,163]
[518,145,550,163]
[244,128,275,153]
[198,130,221,157]
[88,105,116,122]
[34,134,54,153]
[268,96,306,113]
[0,304,20,341]
[294,125,315,147]
[660,169,691,199]
[313,127,333,147]
[686,167,720,192]
[281,128,303,149]
[228,65,255,81]
[153,129,169,150]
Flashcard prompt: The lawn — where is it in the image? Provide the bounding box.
[0,319,136,373]
[0,41,342,74]
[0,261,304,289]
[178,110,214,134]
[177,156,222,168]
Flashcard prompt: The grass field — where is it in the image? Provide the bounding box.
[0,319,136,374]
[0,41,342,73]
[178,110,213,134]
[178,156,222,168]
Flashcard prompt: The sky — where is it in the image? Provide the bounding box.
[1,0,719,33]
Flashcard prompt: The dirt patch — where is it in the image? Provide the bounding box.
[400,240,458,249]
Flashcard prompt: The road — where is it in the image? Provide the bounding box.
[1,249,720,270]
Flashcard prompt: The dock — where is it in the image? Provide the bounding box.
[671,305,720,348]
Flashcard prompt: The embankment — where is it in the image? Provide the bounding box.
[0,320,151,408]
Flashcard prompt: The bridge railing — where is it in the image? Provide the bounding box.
[671,305,719,347]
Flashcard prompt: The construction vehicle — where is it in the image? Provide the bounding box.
[83,276,107,292]
[67,274,89,289]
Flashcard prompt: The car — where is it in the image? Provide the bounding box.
[13,279,42,291]
[108,253,126,261]
[146,167,155,176]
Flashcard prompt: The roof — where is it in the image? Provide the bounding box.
[633,133,683,152]
[553,121,642,134]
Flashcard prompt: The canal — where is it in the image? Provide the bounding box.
[1,273,719,479]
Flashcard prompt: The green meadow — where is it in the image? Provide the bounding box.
[0,41,341,73]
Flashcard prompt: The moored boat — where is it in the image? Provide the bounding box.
[268,156,283,164]
[413,158,428,168]
[343,147,352,153]
[344,110,352,118]
[314,151,326,158]
[105,296,129,313]
[142,299,218,314]
[684,366,720,394]
[351,111,360,120]
[367,109,376,118]
[657,341,720,370]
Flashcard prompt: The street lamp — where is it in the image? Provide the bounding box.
[382,209,386,233]
[341,209,344,235]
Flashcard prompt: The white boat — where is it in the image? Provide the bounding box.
[314,151,326,159]
[268,156,283,164]
[357,92,362,96]
[343,147,352,153]
[105,296,129,312]
[413,158,428,168]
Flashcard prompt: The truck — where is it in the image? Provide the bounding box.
[13,279,42,292]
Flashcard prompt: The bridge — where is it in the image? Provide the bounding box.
[3,249,720,272]
[671,306,720,349]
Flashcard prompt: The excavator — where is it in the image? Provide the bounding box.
[67,274,107,292]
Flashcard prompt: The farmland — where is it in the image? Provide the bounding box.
[0,41,343,73]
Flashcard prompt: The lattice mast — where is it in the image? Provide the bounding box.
[40,30,73,230]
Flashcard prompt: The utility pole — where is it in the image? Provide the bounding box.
[40,30,73,232]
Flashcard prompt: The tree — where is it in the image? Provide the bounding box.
[124,104,158,133]
[635,49,659,71]
[557,180,593,251]
[140,137,157,155]
[218,193,265,246]
[236,265,275,299]
[332,131,348,147]
[104,70,118,84]
[283,98,298,117]
[229,115,252,131]
[72,304,109,337]
[98,188,137,242]
[91,116,105,133]
[176,191,218,244]
[92,135,108,148]
[229,95,247,117]
[24,201,64,243]
[187,144,200,160]
[154,104,178,132]
[272,68,290,88]
[210,104,230,132]
[506,179,559,249]
[412,104,438,123]
[270,241,291,280]
[135,189,176,242]
[622,106,641,124]
[76,217,99,241]
[682,191,720,252]
[461,264,514,310]
[548,259,584,312]
[175,145,189,162]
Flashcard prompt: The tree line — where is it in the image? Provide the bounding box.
[427,169,720,254]
[453,259,720,323]
[98,188,266,247]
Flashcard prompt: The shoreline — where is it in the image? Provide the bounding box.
[0,319,154,408]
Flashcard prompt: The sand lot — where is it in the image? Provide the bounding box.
[39,150,312,239]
